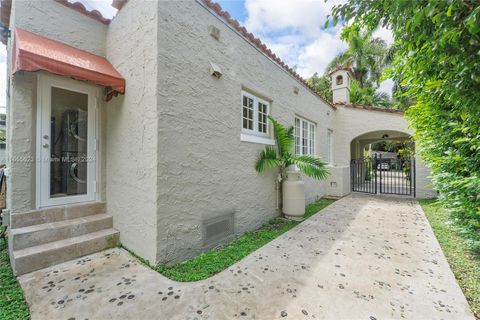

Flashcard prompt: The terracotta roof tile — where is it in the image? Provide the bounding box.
[55,0,111,24]
[201,0,335,109]
[335,103,404,115]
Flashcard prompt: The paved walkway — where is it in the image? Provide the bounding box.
[19,194,474,320]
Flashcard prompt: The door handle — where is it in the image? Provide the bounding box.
[43,143,49,148]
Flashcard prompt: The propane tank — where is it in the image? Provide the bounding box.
[282,167,305,220]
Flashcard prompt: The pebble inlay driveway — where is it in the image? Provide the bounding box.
[19,194,474,319]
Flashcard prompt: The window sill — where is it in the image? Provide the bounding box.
[240,133,275,145]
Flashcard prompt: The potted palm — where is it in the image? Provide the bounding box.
[255,116,329,219]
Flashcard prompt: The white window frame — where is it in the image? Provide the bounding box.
[240,90,274,145]
[327,129,334,164]
[36,73,99,208]
[295,116,316,156]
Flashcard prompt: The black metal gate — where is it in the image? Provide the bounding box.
[351,155,416,197]
[351,157,377,194]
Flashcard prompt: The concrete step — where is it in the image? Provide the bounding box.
[10,202,106,228]
[10,214,113,250]
[12,228,119,275]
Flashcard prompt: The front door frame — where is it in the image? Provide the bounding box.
[36,73,99,208]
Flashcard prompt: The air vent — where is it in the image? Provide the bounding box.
[203,211,234,248]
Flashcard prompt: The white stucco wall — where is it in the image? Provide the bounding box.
[4,0,436,268]
[105,0,159,264]
[12,0,107,56]
[332,105,435,199]
[155,0,335,264]
[331,69,351,104]
[5,1,109,214]
[6,72,36,213]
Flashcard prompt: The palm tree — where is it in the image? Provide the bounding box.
[350,80,392,107]
[255,116,329,184]
[326,29,388,88]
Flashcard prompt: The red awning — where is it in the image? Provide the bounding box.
[12,28,125,94]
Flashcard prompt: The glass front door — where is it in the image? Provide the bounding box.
[38,75,97,207]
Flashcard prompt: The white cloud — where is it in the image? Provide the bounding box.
[373,27,394,46]
[297,27,347,77]
[377,78,394,97]
[244,0,342,38]
[243,0,348,78]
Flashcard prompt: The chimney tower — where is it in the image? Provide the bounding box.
[330,68,352,104]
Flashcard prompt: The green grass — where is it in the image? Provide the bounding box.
[0,239,29,320]
[155,198,336,282]
[419,199,480,319]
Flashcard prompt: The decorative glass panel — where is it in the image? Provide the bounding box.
[50,87,88,198]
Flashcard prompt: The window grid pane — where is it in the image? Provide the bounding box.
[258,102,268,133]
[295,118,301,154]
[295,117,316,156]
[241,92,270,137]
[243,96,254,130]
[309,124,315,154]
[327,130,333,163]
[302,120,308,155]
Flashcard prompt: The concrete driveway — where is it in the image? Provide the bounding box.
[18,194,474,320]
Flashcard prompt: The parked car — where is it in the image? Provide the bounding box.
[377,162,391,171]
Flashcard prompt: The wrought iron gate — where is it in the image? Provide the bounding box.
[351,157,377,194]
[351,155,416,197]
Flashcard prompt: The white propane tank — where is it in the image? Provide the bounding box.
[282,168,305,219]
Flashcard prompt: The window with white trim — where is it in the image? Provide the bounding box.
[295,117,316,155]
[241,91,271,143]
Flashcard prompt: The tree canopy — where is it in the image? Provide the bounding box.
[329,0,480,249]
[307,26,396,108]
[328,27,388,88]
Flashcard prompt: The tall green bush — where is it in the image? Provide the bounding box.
[329,1,480,248]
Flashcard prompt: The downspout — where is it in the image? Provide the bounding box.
[275,173,282,210]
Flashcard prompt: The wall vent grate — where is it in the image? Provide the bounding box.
[202,212,234,248]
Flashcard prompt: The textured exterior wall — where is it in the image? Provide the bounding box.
[415,155,436,198]
[6,72,36,213]
[332,106,434,198]
[331,70,351,104]
[12,0,107,56]
[334,106,411,165]
[155,0,334,264]
[4,0,436,268]
[105,0,159,263]
[5,0,108,213]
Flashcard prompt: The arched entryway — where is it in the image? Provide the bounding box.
[350,130,416,197]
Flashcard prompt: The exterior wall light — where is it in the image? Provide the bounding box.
[210,62,223,78]
[208,25,220,40]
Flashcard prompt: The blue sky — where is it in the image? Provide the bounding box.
[217,0,394,95]
[0,0,394,107]
[217,0,247,22]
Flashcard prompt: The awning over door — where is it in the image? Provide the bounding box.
[12,28,125,95]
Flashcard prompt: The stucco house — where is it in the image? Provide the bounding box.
[0,0,435,275]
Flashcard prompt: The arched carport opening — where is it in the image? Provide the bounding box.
[350,130,416,196]
[350,130,412,160]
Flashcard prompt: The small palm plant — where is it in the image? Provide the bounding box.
[255,116,329,191]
